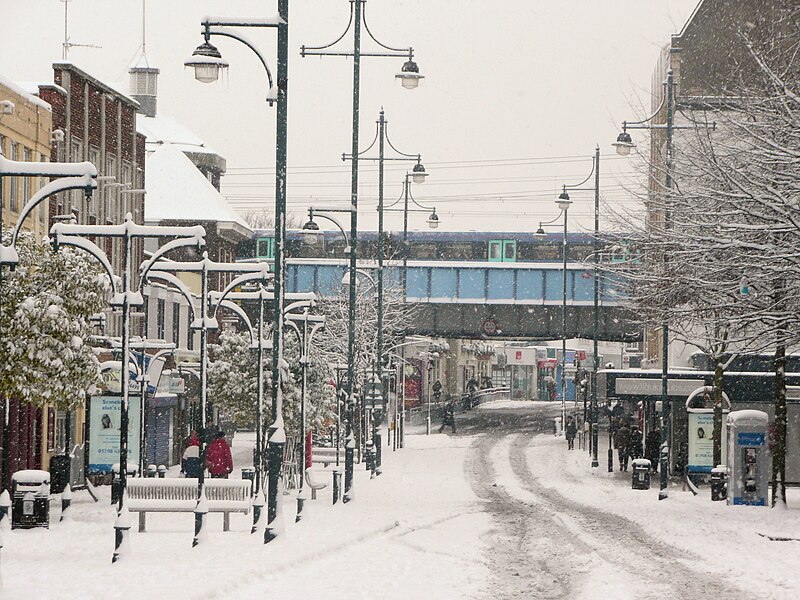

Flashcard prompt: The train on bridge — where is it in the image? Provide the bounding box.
[238,230,634,264]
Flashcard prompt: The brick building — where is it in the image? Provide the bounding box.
[37,62,146,303]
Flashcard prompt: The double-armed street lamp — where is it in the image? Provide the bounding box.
[556,147,601,469]
[49,215,206,563]
[301,1,422,504]
[615,69,715,500]
[285,307,325,520]
[301,206,364,501]
[536,193,573,433]
[343,110,426,427]
[185,7,289,537]
[146,254,270,546]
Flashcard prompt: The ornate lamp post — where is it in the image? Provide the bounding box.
[342,109,429,443]
[301,1,421,504]
[557,147,601,468]
[536,194,572,433]
[49,216,205,562]
[615,69,715,500]
[186,7,289,536]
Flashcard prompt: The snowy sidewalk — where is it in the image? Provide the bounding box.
[524,430,800,598]
[2,432,492,600]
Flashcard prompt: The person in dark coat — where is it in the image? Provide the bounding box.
[645,428,661,473]
[627,425,643,461]
[439,398,457,434]
[565,416,577,450]
[615,421,631,471]
[206,430,233,478]
[432,380,443,402]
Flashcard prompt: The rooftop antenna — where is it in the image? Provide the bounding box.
[61,0,101,60]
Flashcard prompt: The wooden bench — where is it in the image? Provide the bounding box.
[126,478,251,533]
[310,447,346,467]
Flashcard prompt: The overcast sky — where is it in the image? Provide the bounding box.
[0,0,699,232]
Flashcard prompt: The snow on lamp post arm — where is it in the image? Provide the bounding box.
[0,174,98,267]
[0,154,97,178]
[145,271,198,325]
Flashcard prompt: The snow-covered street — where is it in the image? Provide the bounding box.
[5,400,800,599]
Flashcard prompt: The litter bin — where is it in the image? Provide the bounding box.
[241,467,255,493]
[631,459,651,490]
[11,470,50,529]
[711,466,727,501]
[49,454,71,494]
[110,464,138,505]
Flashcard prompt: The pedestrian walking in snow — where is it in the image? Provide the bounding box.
[182,431,202,478]
[615,420,631,471]
[565,416,577,450]
[627,425,643,461]
[439,397,457,433]
[645,428,660,473]
[432,379,443,403]
[206,430,233,478]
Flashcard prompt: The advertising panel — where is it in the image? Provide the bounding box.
[687,410,728,473]
[88,395,141,474]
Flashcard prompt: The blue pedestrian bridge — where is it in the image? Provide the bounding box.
[282,258,639,341]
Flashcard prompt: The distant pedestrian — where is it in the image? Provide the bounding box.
[627,425,643,461]
[466,377,478,408]
[565,416,577,450]
[645,429,660,473]
[432,380,443,402]
[182,431,202,478]
[615,421,631,471]
[439,398,457,434]
[206,430,233,478]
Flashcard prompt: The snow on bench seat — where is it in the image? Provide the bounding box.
[126,478,251,532]
[310,447,345,466]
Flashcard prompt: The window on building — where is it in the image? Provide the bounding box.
[105,155,117,222]
[9,142,18,211]
[0,136,4,210]
[157,298,166,340]
[21,148,31,215]
[172,303,181,345]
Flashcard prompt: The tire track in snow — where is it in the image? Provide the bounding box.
[508,433,751,600]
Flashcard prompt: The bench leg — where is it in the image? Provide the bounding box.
[223,512,230,532]
[311,487,317,501]
[138,512,146,533]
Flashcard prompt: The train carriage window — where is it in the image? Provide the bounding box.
[440,243,475,260]
[411,243,438,259]
[488,239,516,262]
[488,240,503,262]
[503,240,517,262]
[257,237,275,259]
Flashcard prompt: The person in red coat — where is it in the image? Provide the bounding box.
[205,431,233,478]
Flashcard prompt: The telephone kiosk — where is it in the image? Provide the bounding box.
[726,410,769,506]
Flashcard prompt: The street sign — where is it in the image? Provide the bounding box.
[481,318,498,335]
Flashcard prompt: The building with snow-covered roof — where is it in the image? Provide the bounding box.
[130,59,226,190]
[0,73,53,240]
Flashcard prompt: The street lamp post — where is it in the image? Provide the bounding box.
[615,69,714,500]
[302,2,421,504]
[49,216,205,562]
[146,256,269,545]
[557,147,601,468]
[536,196,572,433]
[284,307,324,521]
[342,109,431,453]
[301,207,364,500]
[186,6,289,535]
